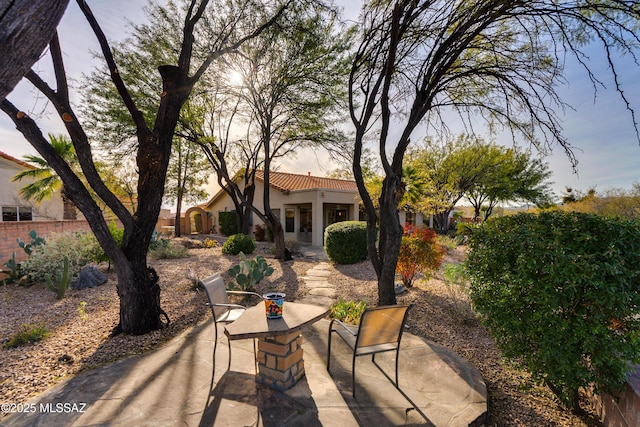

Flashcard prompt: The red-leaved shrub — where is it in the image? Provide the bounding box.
[396,224,444,287]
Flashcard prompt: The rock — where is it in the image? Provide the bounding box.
[394,283,407,295]
[57,354,73,364]
[71,265,108,290]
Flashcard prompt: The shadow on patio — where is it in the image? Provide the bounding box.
[2,316,486,427]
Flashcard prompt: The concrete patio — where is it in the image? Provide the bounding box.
[2,316,487,426]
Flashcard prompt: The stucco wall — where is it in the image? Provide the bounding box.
[0,156,65,220]
[204,181,361,246]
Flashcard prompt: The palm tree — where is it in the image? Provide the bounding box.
[12,134,78,219]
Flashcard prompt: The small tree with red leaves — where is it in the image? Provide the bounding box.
[396,224,445,287]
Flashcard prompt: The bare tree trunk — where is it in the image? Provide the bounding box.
[375,175,403,305]
[174,189,183,237]
[0,0,69,101]
[238,183,255,235]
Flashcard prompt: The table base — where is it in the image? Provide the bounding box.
[255,330,305,390]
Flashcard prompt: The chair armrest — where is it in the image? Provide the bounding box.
[226,290,263,299]
[206,302,247,310]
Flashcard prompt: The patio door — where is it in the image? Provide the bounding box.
[327,206,348,225]
[298,207,312,242]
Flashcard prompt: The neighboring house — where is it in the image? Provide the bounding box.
[0,150,66,221]
[203,171,362,246]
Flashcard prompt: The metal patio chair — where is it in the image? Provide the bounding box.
[201,274,260,372]
[327,304,413,397]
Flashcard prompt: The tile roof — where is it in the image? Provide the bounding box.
[0,150,34,169]
[255,170,358,192]
[203,170,359,208]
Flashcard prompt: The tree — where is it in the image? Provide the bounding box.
[410,135,496,234]
[81,1,350,251]
[349,1,640,305]
[163,138,209,236]
[12,134,79,220]
[177,79,263,237]
[560,185,640,219]
[0,0,70,101]
[219,3,352,259]
[1,0,292,334]
[465,147,554,221]
[79,1,238,237]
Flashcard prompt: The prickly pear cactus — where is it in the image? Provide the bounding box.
[228,252,274,291]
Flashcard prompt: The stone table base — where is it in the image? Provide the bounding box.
[255,331,305,390]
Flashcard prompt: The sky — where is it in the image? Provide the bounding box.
[1,0,639,202]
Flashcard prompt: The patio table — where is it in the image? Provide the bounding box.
[224,301,329,390]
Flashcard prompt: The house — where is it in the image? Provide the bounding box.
[202,171,362,246]
[0,150,66,221]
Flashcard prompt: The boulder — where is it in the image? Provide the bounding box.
[71,265,108,290]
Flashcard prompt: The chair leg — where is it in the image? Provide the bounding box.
[352,353,357,398]
[252,338,257,375]
[394,348,400,387]
[213,321,218,374]
[227,337,232,371]
[326,328,333,372]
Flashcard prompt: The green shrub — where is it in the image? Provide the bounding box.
[466,211,640,411]
[324,221,368,264]
[222,234,256,255]
[442,263,475,323]
[22,231,94,283]
[4,322,48,348]
[219,211,238,236]
[436,234,458,251]
[455,221,479,237]
[87,220,124,264]
[149,241,189,259]
[330,300,368,324]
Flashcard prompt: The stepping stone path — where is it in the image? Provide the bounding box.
[297,262,336,307]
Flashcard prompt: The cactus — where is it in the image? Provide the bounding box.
[2,252,21,284]
[45,256,72,299]
[228,252,274,292]
[16,230,45,255]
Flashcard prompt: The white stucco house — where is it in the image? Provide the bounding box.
[203,171,362,246]
[199,170,428,246]
[0,150,66,221]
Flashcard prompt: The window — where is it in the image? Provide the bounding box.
[2,206,32,222]
[285,208,295,233]
[19,208,33,221]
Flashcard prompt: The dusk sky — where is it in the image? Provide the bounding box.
[1,0,639,202]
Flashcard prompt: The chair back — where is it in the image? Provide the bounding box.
[200,274,230,320]
[356,304,411,350]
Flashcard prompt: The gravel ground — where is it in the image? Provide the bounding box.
[1,239,601,425]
